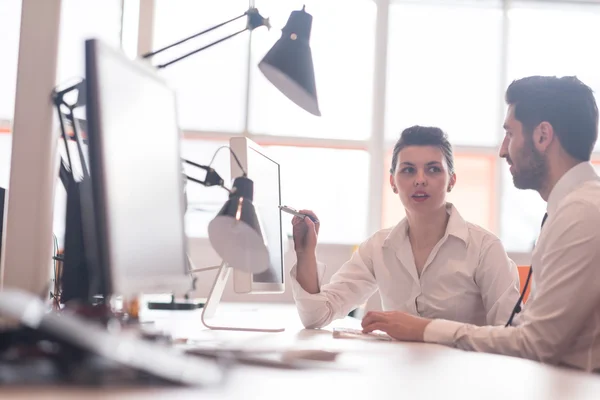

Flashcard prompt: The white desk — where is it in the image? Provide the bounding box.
[3,303,600,399]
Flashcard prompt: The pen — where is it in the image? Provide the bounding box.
[278,205,319,223]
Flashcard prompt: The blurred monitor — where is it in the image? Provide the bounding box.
[229,137,285,294]
[55,111,107,304]
[85,39,190,298]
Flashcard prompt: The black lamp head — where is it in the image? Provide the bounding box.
[258,6,320,117]
[208,176,269,273]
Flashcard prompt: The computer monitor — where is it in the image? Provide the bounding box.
[85,39,190,298]
[229,137,285,294]
[56,109,108,304]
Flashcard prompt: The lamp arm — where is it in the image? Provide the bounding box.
[156,28,248,69]
[141,11,248,60]
[185,175,231,194]
[183,158,232,193]
[141,7,270,69]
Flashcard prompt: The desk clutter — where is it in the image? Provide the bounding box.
[0,289,226,387]
[3,295,600,399]
[0,289,352,388]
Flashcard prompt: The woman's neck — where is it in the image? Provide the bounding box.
[406,205,449,249]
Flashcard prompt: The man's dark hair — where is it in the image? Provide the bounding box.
[390,125,454,174]
[505,76,599,161]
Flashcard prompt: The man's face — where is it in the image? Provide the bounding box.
[500,105,547,190]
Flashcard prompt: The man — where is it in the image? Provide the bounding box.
[362,75,600,372]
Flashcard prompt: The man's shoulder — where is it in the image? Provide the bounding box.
[563,179,600,208]
[556,179,600,222]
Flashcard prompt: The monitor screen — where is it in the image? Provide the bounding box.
[248,147,284,285]
[85,39,190,297]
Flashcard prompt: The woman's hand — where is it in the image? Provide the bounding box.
[361,311,432,342]
[292,209,320,255]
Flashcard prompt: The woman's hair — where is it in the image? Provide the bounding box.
[390,125,454,175]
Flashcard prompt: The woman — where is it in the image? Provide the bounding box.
[291,125,520,329]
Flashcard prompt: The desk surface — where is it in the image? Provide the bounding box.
[3,303,600,399]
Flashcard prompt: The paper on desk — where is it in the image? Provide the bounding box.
[332,327,393,341]
[184,347,341,369]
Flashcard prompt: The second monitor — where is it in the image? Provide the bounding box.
[85,39,191,299]
[229,137,285,294]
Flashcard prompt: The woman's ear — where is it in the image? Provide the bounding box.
[447,173,457,192]
[389,174,397,194]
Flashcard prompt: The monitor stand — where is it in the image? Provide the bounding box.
[201,262,285,333]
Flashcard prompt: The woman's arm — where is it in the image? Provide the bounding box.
[475,237,521,326]
[291,240,379,329]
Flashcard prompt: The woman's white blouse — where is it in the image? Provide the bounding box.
[291,204,520,329]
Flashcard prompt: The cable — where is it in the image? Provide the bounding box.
[189,265,221,273]
[207,145,247,176]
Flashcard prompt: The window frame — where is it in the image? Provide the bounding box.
[5,0,594,260]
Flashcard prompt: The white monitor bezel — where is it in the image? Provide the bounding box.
[229,137,285,294]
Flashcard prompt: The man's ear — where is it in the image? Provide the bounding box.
[534,121,554,152]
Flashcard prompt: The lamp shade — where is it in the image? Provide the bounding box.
[208,176,269,274]
[258,6,320,116]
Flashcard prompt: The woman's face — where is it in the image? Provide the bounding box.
[390,145,456,215]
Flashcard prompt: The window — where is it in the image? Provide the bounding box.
[385,1,503,146]
[265,145,369,244]
[499,0,600,252]
[57,0,123,84]
[0,133,12,188]
[182,140,369,244]
[447,155,496,231]
[53,0,123,247]
[248,0,376,139]
[153,0,249,132]
[381,149,404,229]
[500,164,546,253]
[382,150,496,231]
[507,1,600,150]
[0,0,22,121]
[0,0,20,198]
[121,0,140,59]
[124,1,600,251]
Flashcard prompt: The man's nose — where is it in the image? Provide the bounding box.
[499,136,508,159]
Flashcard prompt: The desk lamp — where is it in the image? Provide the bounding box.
[142,6,320,115]
[141,5,320,272]
[182,158,268,274]
[258,5,320,116]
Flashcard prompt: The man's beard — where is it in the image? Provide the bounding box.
[512,139,547,191]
